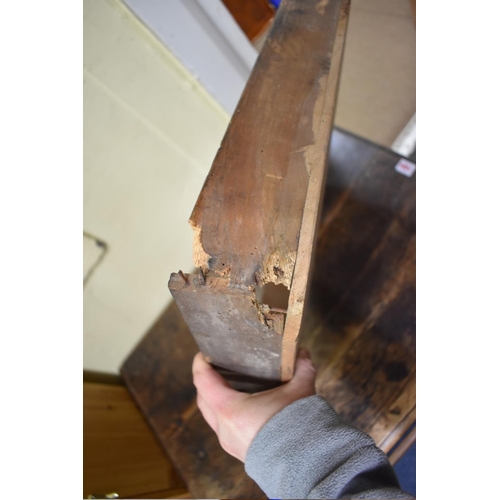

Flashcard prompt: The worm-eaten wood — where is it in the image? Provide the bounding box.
[169,0,350,383]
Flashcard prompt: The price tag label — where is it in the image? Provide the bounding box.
[395,158,416,177]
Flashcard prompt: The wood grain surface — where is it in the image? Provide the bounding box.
[169,274,283,381]
[83,383,188,499]
[123,127,416,499]
[170,0,351,383]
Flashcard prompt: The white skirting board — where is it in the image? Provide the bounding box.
[391,113,416,157]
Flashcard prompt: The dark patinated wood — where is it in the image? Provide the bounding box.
[83,383,188,499]
[300,130,416,447]
[169,274,283,382]
[122,128,416,499]
[169,0,351,383]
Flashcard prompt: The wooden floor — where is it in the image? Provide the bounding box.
[122,127,416,499]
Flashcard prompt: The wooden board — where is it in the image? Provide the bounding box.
[169,274,283,382]
[83,382,188,499]
[169,0,351,383]
[123,127,416,499]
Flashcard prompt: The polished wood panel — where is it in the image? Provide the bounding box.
[83,383,187,499]
[123,127,416,499]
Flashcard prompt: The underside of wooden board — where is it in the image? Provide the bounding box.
[169,273,283,381]
[169,0,351,383]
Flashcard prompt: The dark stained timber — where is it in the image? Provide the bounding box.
[169,0,351,383]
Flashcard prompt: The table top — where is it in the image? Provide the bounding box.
[122,127,416,499]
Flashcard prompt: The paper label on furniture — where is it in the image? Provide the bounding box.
[395,159,416,177]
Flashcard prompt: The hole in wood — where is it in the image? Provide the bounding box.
[255,283,290,312]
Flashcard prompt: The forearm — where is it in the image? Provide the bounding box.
[245,395,413,499]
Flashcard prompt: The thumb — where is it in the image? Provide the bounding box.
[192,352,241,410]
[289,348,317,394]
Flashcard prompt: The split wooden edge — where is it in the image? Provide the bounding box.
[281,0,350,381]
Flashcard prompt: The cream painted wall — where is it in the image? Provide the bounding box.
[83,0,229,374]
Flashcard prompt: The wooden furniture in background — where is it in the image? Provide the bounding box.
[221,0,274,42]
[169,0,351,385]
[83,382,189,499]
[123,127,416,499]
[389,425,417,466]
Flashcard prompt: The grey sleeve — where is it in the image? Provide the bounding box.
[245,395,413,499]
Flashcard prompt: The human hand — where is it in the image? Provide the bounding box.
[192,348,317,462]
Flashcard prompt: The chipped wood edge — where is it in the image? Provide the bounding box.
[280,0,350,381]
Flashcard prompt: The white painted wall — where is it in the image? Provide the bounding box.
[84,0,229,374]
[123,0,257,114]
